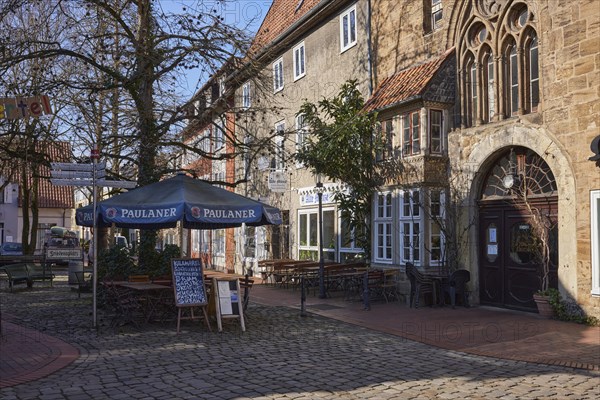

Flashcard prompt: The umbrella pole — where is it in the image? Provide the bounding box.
[92,148,99,329]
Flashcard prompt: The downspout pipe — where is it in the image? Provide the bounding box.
[366,0,373,96]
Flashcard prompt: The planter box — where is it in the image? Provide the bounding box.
[533,294,555,318]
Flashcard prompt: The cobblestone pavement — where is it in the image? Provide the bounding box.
[1,274,598,399]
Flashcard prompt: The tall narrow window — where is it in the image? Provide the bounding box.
[374,192,393,262]
[340,5,357,52]
[429,190,444,264]
[219,77,225,97]
[403,111,420,156]
[528,33,539,111]
[470,62,478,123]
[273,122,285,170]
[296,114,307,166]
[213,118,225,150]
[376,119,394,161]
[293,42,306,80]
[242,82,251,109]
[508,44,519,115]
[485,52,495,122]
[273,58,284,92]
[400,189,422,263]
[429,110,442,154]
[591,190,600,296]
[431,0,443,30]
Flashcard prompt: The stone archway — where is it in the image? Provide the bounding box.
[458,122,578,306]
[477,146,558,311]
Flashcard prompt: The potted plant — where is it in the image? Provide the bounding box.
[510,169,557,317]
[521,202,557,317]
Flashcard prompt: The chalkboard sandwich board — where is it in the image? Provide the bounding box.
[171,258,211,333]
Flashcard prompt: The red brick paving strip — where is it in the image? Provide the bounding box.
[0,320,79,388]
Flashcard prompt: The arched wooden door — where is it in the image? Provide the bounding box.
[478,147,558,312]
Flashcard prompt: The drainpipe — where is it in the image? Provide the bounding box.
[366,0,374,96]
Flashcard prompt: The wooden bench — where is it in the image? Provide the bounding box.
[1,263,55,292]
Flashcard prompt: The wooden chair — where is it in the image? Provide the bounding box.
[406,262,435,308]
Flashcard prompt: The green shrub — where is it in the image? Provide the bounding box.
[145,244,180,279]
[97,246,136,281]
[548,289,600,326]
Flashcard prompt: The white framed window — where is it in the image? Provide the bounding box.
[293,42,306,80]
[429,189,445,264]
[592,190,600,296]
[339,210,363,262]
[273,57,284,92]
[431,0,443,30]
[402,110,421,156]
[242,82,251,109]
[202,128,211,153]
[374,192,393,263]
[340,5,357,52]
[400,189,422,264]
[242,135,253,178]
[296,113,308,166]
[213,118,225,150]
[273,121,285,170]
[298,208,336,261]
[219,77,225,97]
[213,229,225,256]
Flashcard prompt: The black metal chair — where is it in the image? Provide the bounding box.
[442,269,471,308]
[406,262,435,308]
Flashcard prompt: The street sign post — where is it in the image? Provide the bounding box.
[50,155,136,328]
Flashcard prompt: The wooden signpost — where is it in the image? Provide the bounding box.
[171,258,211,334]
[212,276,245,332]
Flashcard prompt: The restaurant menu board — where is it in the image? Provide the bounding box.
[212,277,245,332]
[217,280,239,315]
[171,258,207,306]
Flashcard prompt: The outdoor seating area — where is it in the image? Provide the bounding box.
[98,268,254,329]
[257,259,404,303]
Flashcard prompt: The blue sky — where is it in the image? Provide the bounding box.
[158,1,273,96]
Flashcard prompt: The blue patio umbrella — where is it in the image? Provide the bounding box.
[75,173,282,229]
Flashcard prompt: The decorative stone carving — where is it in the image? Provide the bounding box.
[477,0,508,18]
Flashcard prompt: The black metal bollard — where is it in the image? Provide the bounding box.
[362,270,371,311]
[300,276,307,317]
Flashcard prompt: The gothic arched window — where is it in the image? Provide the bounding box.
[525,31,539,112]
[464,54,477,127]
[459,3,540,127]
[504,39,519,117]
[482,47,495,122]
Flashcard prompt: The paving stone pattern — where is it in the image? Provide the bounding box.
[1,274,598,399]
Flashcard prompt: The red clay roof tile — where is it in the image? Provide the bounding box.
[364,49,455,112]
[249,0,322,55]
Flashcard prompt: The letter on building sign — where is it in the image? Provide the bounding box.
[0,96,52,120]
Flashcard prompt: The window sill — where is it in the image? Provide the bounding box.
[340,42,357,54]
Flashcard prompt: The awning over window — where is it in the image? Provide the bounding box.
[364,48,456,113]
